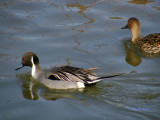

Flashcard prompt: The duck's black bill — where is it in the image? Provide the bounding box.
[15,64,24,70]
[121,25,128,29]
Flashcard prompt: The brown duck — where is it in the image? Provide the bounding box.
[122,17,160,53]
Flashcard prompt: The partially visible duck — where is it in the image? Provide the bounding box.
[15,52,123,89]
[121,17,160,53]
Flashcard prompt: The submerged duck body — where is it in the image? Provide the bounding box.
[122,17,160,53]
[15,52,122,89]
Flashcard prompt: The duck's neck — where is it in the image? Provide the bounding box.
[31,63,43,79]
[131,25,141,43]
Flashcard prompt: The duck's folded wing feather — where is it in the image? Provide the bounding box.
[142,33,160,45]
[46,65,99,84]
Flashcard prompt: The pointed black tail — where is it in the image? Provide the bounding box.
[97,73,124,80]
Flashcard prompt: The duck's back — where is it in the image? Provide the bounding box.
[45,65,99,84]
[138,33,160,53]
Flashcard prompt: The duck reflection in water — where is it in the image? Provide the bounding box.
[123,39,142,66]
[17,73,103,101]
[18,73,78,100]
[122,39,160,67]
[17,73,39,100]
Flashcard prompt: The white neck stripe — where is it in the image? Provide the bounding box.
[31,56,36,78]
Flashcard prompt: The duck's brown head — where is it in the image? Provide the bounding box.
[15,52,39,70]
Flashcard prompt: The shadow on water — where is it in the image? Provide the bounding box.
[66,2,96,53]
[128,0,154,5]
[66,2,95,27]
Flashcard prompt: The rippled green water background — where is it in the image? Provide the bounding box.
[0,0,160,120]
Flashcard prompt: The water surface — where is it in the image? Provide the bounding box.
[0,0,160,120]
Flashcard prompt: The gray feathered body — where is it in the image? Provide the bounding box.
[45,65,101,85]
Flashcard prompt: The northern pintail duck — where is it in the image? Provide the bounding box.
[121,17,160,53]
[15,52,122,89]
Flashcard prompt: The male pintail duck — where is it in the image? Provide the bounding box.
[121,17,160,53]
[15,52,123,89]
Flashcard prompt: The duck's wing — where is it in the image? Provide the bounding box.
[141,33,160,46]
[46,65,100,84]
[139,33,160,53]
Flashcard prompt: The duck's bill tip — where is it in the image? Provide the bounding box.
[121,25,128,29]
[15,64,24,70]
